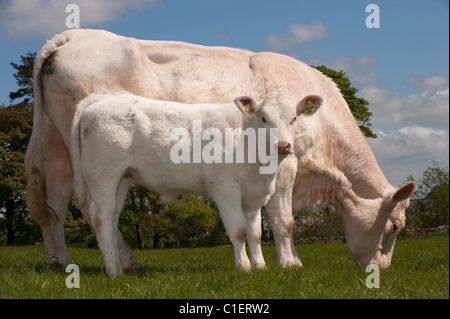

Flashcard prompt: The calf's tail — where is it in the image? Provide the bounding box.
[70,98,89,210]
[70,92,113,209]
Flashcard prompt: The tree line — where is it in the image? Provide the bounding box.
[0,52,447,247]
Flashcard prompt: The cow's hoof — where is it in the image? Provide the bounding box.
[123,262,141,274]
[278,258,303,268]
[46,260,67,270]
[236,260,252,272]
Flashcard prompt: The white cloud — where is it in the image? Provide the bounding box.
[360,82,449,128]
[326,55,449,186]
[368,126,449,186]
[408,76,449,92]
[330,55,383,87]
[266,21,329,52]
[325,56,449,128]
[0,0,160,39]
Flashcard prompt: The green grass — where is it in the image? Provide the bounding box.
[0,233,448,299]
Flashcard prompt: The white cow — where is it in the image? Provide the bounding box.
[25,29,414,270]
[71,90,322,275]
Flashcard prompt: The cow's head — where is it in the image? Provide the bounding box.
[234,91,323,158]
[340,182,415,268]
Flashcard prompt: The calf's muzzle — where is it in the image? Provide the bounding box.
[277,140,292,154]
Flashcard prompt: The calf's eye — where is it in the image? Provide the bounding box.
[262,117,267,123]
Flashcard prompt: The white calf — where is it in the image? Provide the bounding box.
[71,90,322,275]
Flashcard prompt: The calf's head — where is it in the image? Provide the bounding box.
[234,91,323,157]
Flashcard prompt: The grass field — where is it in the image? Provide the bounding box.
[0,233,448,299]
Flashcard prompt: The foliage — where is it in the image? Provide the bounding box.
[125,183,164,248]
[0,103,40,245]
[293,203,345,239]
[406,161,449,228]
[313,65,377,138]
[64,197,97,248]
[156,195,219,248]
[119,184,221,249]
[9,51,35,104]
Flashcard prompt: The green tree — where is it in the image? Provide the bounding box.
[163,195,218,247]
[125,184,165,248]
[0,103,40,245]
[64,197,96,247]
[406,161,449,227]
[9,51,36,104]
[149,195,218,248]
[313,65,377,138]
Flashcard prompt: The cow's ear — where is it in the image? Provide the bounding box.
[235,96,258,115]
[389,182,415,204]
[297,95,323,116]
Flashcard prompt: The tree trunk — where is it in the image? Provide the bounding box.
[175,233,181,248]
[5,199,16,245]
[136,222,144,249]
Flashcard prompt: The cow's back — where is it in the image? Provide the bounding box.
[39,29,330,145]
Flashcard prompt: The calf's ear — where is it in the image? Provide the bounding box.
[297,95,323,116]
[235,96,258,115]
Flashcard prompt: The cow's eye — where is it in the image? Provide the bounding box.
[393,222,399,233]
[262,117,267,123]
[291,117,297,124]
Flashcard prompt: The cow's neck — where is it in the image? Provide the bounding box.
[294,95,392,210]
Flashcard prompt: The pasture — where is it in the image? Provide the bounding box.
[0,233,448,299]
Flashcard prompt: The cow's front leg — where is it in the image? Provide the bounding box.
[265,155,302,267]
[265,196,300,267]
[244,207,265,270]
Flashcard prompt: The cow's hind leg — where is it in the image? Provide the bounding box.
[40,136,73,268]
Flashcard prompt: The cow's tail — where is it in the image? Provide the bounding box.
[25,38,62,226]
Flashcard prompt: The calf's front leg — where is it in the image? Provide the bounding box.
[214,194,252,271]
[243,207,266,270]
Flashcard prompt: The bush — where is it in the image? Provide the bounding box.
[293,203,345,240]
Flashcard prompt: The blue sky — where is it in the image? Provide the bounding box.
[0,0,448,187]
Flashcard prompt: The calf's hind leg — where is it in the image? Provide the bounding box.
[115,177,140,273]
[78,177,140,274]
[87,182,124,276]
